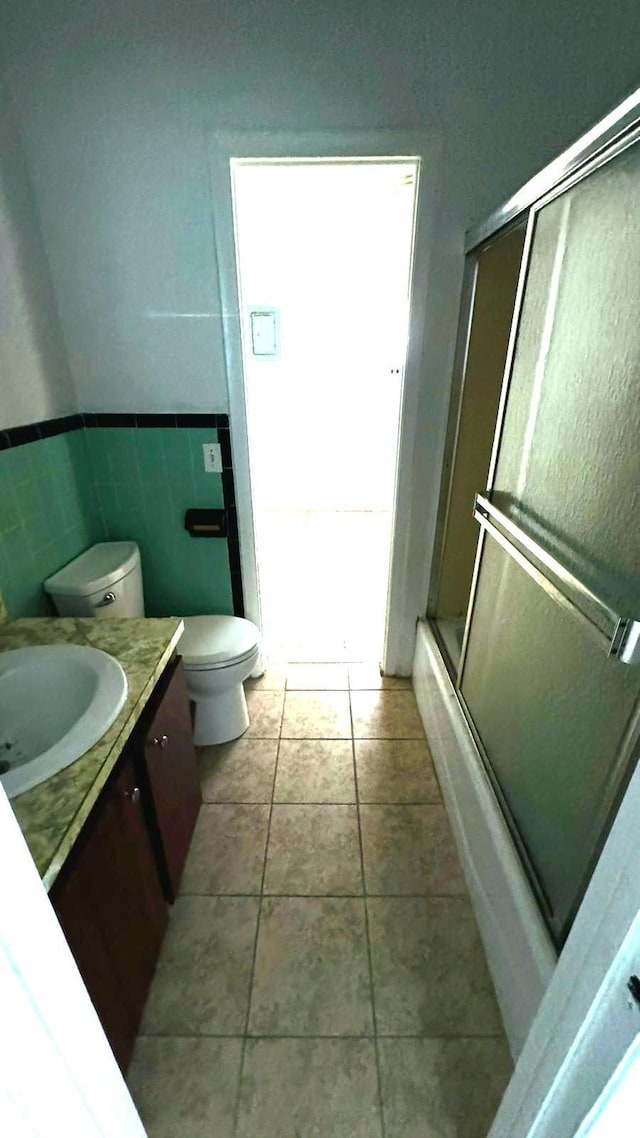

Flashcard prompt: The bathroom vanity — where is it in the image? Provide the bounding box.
[1,616,202,1071]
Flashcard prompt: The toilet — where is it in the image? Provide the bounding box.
[44,542,260,746]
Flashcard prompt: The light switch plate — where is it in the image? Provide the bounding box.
[249,308,279,356]
[202,443,222,473]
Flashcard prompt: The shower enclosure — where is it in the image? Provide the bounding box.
[429,112,640,947]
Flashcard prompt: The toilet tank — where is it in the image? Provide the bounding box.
[44,542,145,618]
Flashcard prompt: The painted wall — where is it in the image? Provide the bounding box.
[0,75,76,430]
[0,429,103,616]
[2,1,640,647]
[3,2,638,415]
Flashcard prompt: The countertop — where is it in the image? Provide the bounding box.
[0,616,184,890]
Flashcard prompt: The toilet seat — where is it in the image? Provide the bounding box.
[179,615,260,672]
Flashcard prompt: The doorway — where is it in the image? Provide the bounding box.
[231,159,419,663]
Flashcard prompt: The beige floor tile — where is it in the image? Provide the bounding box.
[274,738,356,802]
[355,739,441,803]
[360,805,466,895]
[281,691,352,738]
[286,662,349,689]
[245,690,285,737]
[141,896,258,1035]
[368,897,504,1035]
[245,666,287,690]
[349,664,412,690]
[379,1037,512,1138]
[236,1039,383,1138]
[351,690,425,738]
[248,897,373,1035]
[264,805,362,895]
[199,738,277,802]
[180,805,269,894]
[127,1037,242,1138]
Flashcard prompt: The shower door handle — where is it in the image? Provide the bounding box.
[473,493,640,664]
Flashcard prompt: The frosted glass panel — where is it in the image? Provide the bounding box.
[462,540,638,937]
[493,143,640,613]
[461,138,640,944]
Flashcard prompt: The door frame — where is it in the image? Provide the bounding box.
[208,129,440,671]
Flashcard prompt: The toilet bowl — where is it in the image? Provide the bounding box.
[44,542,261,745]
[178,615,260,745]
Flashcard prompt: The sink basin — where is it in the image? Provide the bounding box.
[0,645,128,799]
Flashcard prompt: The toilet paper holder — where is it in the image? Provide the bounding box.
[184,509,228,537]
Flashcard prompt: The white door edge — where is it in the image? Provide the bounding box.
[207,129,441,671]
[0,784,145,1136]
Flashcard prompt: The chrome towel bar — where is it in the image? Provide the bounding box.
[473,493,640,664]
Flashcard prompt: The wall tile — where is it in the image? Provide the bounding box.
[86,426,233,617]
[0,424,234,620]
[0,431,105,617]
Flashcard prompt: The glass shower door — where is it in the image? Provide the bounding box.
[459,135,640,945]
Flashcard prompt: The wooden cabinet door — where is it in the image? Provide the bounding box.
[141,658,201,900]
[52,849,134,1068]
[51,752,168,1071]
[88,757,168,1028]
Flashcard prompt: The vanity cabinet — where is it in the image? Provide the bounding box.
[50,655,201,1072]
[138,656,202,900]
[51,750,168,1071]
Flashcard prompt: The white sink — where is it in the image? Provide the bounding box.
[0,645,128,799]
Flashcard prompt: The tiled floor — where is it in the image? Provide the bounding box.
[128,664,512,1137]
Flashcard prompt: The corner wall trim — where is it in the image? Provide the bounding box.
[412,619,556,1058]
[82,412,230,429]
[1,414,84,449]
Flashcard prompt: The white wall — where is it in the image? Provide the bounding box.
[2,0,639,634]
[0,74,76,430]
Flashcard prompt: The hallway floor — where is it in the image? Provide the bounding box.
[256,512,393,661]
[127,664,512,1137]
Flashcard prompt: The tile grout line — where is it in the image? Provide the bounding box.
[348,686,387,1138]
[138,1031,507,1040]
[230,717,282,1135]
[178,890,466,899]
[201,798,442,807]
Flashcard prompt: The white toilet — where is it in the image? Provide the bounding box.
[44,542,261,746]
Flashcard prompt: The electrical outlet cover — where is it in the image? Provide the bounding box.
[203,443,223,473]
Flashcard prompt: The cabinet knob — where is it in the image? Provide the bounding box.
[123,786,141,803]
[152,735,169,748]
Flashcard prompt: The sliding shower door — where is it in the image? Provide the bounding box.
[459,134,640,946]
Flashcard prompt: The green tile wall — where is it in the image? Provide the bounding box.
[85,427,233,617]
[0,431,105,617]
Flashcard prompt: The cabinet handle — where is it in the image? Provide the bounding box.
[152,735,169,748]
[123,786,141,803]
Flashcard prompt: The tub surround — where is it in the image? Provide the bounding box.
[412,620,556,1057]
[1,616,183,890]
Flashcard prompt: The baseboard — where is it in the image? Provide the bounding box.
[413,620,556,1058]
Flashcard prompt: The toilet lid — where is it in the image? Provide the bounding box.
[179,615,260,668]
